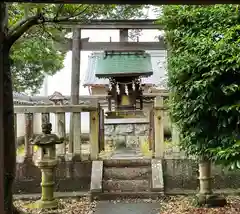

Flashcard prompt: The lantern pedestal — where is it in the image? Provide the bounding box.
[34,159,58,209]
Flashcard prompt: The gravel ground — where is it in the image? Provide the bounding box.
[14,197,96,214]
[160,196,240,214]
[14,196,240,214]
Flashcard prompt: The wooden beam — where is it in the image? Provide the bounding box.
[3,0,231,4]
[57,19,160,29]
[14,105,98,114]
[57,39,165,51]
[29,92,169,103]
[80,41,165,51]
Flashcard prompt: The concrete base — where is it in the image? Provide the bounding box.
[196,193,227,208]
[31,199,58,209]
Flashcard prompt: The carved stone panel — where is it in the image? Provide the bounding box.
[104,125,114,136]
[135,124,149,136]
[114,124,134,135]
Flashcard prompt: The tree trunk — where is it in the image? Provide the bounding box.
[3,45,17,214]
[0,3,5,214]
[1,3,18,214]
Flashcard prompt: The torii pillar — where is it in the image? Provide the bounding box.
[68,28,82,159]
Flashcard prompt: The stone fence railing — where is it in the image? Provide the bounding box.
[14,94,182,161]
[14,104,103,161]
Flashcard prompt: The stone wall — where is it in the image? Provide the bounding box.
[14,159,240,194]
[14,159,91,194]
[104,114,172,149]
[163,159,240,191]
[105,123,149,148]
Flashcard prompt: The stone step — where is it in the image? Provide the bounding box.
[104,167,151,180]
[103,179,150,192]
[103,159,151,168]
[91,191,164,201]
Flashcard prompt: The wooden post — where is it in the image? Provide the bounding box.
[90,110,99,160]
[55,112,66,155]
[69,28,81,155]
[73,112,81,155]
[24,113,34,159]
[41,113,50,125]
[99,106,105,152]
[108,96,111,112]
[154,96,164,158]
[120,29,128,42]
[149,109,154,152]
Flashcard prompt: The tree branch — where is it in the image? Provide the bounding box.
[7,14,44,48]
[8,16,34,35]
[53,4,65,21]
[45,5,90,23]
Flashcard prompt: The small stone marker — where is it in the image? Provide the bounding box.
[91,161,103,193]
[151,159,164,192]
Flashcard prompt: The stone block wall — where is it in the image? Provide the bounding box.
[14,159,91,194]
[163,159,240,191]
[105,123,149,148]
[14,158,240,194]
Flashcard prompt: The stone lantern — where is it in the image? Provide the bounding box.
[31,123,63,209]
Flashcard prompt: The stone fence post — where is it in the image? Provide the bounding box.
[154,96,164,158]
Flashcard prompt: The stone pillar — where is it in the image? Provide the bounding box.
[69,28,81,156]
[172,124,180,144]
[24,113,34,160]
[199,159,212,195]
[171,123,181,158]
[90,110,99,160]
[154,96,164,158]
[197,156,226,207]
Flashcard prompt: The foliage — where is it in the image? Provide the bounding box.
[140,140,152,157]
[8,3,148,94]
[159,5,240,167]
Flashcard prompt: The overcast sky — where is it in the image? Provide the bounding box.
[38,8,160,97]
[37,10,161,133]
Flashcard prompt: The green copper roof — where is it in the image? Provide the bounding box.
[95,51,153,78]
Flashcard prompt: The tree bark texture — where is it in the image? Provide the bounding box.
[0,3,5,214]
[3,43,16,214]
[1,3,18,214]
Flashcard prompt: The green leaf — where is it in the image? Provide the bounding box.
[160,5,240,166]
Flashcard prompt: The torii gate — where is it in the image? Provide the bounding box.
[0,1,230,213]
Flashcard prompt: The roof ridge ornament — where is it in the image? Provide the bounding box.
[48,91,68,105]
